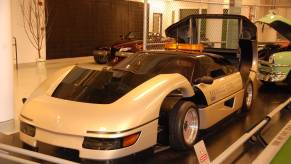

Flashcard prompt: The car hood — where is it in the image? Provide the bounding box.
[20,73,194,137]
[256,13,291,41]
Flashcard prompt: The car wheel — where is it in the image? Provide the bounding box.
[169,101,199,150]
[260,80,273,86]
[242,81,254,112]
[93,55,108,64]
[287,73,291,91]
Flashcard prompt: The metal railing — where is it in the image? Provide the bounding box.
[0,143,79,164]
[212,97,291,164]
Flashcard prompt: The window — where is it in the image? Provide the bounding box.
[222,9,229,48]
[200,9,207,41]
[196,56,236,79]
[158,58,195,81]
[179,9,199,20]
[172,10,175,24]
[153,13,162,34]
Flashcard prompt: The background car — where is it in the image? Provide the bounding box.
[93,32,173,65]
[256,13,291,89]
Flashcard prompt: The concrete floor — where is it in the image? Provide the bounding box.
[0,57,290,164]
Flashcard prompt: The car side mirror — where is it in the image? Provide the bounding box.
[194,76,214,85]
[22,98,27,104]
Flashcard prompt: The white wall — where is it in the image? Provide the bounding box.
[147,0,209,36]
[0,0,14,122]
[11,0,46,64]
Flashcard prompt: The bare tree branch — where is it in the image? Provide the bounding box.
[19,0,52,59]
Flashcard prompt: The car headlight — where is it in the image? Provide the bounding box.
[82,132,140,150]
[269,55,275,64]
[20,121,36,137]
[119,47,132,52]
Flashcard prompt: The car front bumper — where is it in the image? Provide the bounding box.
[20,119,158,160]
[257,71,287,82]
[258,62,288,82]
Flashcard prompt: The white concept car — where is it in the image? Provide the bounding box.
[20,14,258,160]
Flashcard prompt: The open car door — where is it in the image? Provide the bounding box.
[165,14,258,85]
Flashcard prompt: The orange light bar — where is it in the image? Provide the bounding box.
[165,43,204,52]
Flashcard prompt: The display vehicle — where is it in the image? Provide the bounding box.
[93,32,171,65]
[256,13,291,89]
[20,14,258,160]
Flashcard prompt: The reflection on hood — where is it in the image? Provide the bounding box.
[52,66,154,104]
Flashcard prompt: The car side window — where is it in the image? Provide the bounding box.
[196,56,233,79]
[210,69,225,78]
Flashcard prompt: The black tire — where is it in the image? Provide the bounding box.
[242,80,254,112]
[93,55,108,64]
[169,101,199,150]
[287,73,291,91]
[260,80,273,86]
[22,142,38,151]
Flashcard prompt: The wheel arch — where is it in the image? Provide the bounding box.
[157,88,194,144]
[286,69,291,80]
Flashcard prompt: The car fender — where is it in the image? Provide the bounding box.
[195,72,243,105]
[29,66,74,100]
[111,73,195,130]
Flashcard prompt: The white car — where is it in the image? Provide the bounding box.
[20,14,257,160]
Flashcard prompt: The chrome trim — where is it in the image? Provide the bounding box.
[86,118,158,135]
[273,64,291,67]
[183,107,198,144]
[245,83,253,108]
[259,71,287,76]
[257,71,288,82]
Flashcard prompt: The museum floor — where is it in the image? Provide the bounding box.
[0,57,290,164]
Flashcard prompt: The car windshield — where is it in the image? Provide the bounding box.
[52,66,154,104]
[112,52,197,83]
[112,53,167,74]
